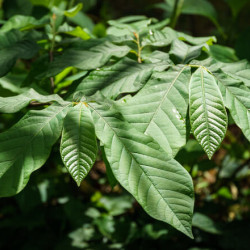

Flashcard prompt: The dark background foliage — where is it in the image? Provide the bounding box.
[0,0,250,249]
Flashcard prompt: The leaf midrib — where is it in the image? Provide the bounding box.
[89,103,190,236]
[144,66,187,134]
[200,68,212,156]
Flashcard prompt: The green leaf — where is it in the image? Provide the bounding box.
[118,65,190,157]
[0,76,23,94]
[64,3,83,17]
[142,27,177,47]
[170,39,207,64]
[90,102,194,237]
[101,147,117,188]
[107,18,152,36]
[215,71,250,141]
[141,27,216,48]
[181,0,218,25]
[0,88,66,113]
[67,11,95,32]
[192,213,222,234]
[209,45,238,63]
[75,57,169,99]
[39,41,131,78]
[0,104,71,197]
[220,60,250,88]
[189,67,228,159]
[0,30,39,77]
[60,104,97,186]
[0,15,49,32]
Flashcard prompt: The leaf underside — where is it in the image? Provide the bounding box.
[90,103,194,238]
[118,65,190,157]
[189,67,228,159]
[60,104,97,186]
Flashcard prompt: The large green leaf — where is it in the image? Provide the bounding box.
[0,104,71,197]
[0,88,66,113]
[118,65,190,157]
[215,70,250,141]
[60,104,97,186]
[75,57,169,99]
[89,102,194,238]
[39,41,131,78]
[189,67,228,159]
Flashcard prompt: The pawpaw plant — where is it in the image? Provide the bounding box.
[0,4,249,239]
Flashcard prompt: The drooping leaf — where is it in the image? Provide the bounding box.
[215,70,250,141]
[39,41,131,78]
[192,213,222,234]
[118,65,190,157]
[75,57,169,99]
[170,39,208,64]
[189,67,228,159]
[0,88,66,113]
[90,102,194,238]
[0,104,71,197]
[60,104,97,186]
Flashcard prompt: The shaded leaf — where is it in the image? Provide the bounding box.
[0,104,71,197]
[0,88,66,113]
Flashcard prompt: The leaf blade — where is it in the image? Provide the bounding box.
[60,104,97,186]
[189,67,228,158]
[0,104,71,197]
[90,103,194,238]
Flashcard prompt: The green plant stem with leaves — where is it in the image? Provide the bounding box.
[0,7,249,240]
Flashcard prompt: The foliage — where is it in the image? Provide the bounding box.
[0,0,249,247]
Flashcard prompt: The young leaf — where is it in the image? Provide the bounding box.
[60,104,97,186]
[0,104,71,197]
[0,88,66,113]
[118,65,190,157]
[189,67,228,159]
[76,57,169,99]
[90,103,194,238]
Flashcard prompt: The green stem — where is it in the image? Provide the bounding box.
[133,32,142,63]
[170,0,184,28]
